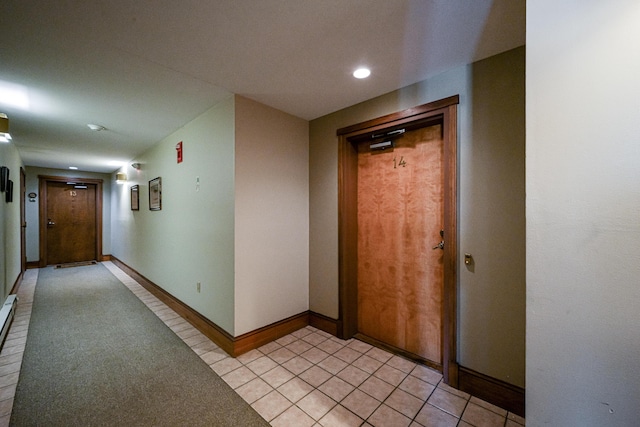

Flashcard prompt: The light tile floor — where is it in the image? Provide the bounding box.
[0,263,526,426]
[0,268,37,426]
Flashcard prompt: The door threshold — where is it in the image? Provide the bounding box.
[353,332,443,373]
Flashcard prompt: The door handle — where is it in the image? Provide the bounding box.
[432,229,444,250]
[48,220,56,226]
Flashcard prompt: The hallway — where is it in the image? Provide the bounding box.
[0,264,524,426]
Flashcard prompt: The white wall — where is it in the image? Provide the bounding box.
[309,47,526,387]
[234,96,309,335]
[25,167,112,262]
[111,96,237,334]
[527,1,640,425]
[0,142,23,298]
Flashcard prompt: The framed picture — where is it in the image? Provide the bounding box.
[0,166,8,192]
[149,177,161,210]
[5,179,13,203]
[130,185,139,210]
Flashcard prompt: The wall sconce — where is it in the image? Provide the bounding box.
[116,172,127,184]
[131,163,141,170]
[0,114,8,133]
[0,113,12,143]
[87,123,106,131]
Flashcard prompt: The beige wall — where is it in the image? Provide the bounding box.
[527,1,640,425]
[309,47,525,387]
[0,142,23,298]
[234,96,309,335]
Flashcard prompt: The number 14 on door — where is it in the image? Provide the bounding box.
[394,156,407,168]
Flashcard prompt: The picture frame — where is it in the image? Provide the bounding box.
[5,179,13,203]
[0,166,8,192]
[130,185,139,211]
[149,177,161,211]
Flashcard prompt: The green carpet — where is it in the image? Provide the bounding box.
[10,264,269,426]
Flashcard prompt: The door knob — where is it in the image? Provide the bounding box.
[48,220,56,226]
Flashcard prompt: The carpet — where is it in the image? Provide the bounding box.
[10,264,269,426]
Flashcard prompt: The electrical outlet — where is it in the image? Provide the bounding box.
[196,282,201,293]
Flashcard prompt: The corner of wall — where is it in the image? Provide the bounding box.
[234,96,309,335]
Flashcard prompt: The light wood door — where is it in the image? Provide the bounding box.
[357,124,444,364]
[45,181,97,264]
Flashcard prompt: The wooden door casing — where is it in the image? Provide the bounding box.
[20,168,26,273]
[338,95,459,385]
[39,176,103,266]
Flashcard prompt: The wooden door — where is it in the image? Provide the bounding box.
[45,181,97,264]
[357,124,444,364]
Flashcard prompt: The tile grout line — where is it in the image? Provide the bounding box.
[0,264,525,427]
[0,269,39,427]
[103,263,527,427]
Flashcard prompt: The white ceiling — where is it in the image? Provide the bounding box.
[0,0,525,173]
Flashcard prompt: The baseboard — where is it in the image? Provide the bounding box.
[458,365,525,417]
[101,254,112,261]
[309,311,340,336]
[9,272,23,295]
[234,312,309,356]
[109,256,236,355]
[0,295,17,351]
[109,256,313,357]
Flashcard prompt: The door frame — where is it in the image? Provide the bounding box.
[38,175,103,267]
[337,95,459,386]
[20,168,26,274]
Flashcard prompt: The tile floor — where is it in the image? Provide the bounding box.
[0,263,526,426]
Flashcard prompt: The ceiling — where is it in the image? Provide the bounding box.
[0,0,525,174]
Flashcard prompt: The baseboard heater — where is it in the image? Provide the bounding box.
[0,295,17,350]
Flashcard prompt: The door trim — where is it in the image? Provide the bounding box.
[20,168,26,274]
[38,175,103,267]
[337,95,459,385]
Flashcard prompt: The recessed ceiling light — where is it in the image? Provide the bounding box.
[353,68,371,79]
[87,124,106,131]
[69,166,78,170]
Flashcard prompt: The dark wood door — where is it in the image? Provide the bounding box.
[357,124,444,365]
[45,181,97,264]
